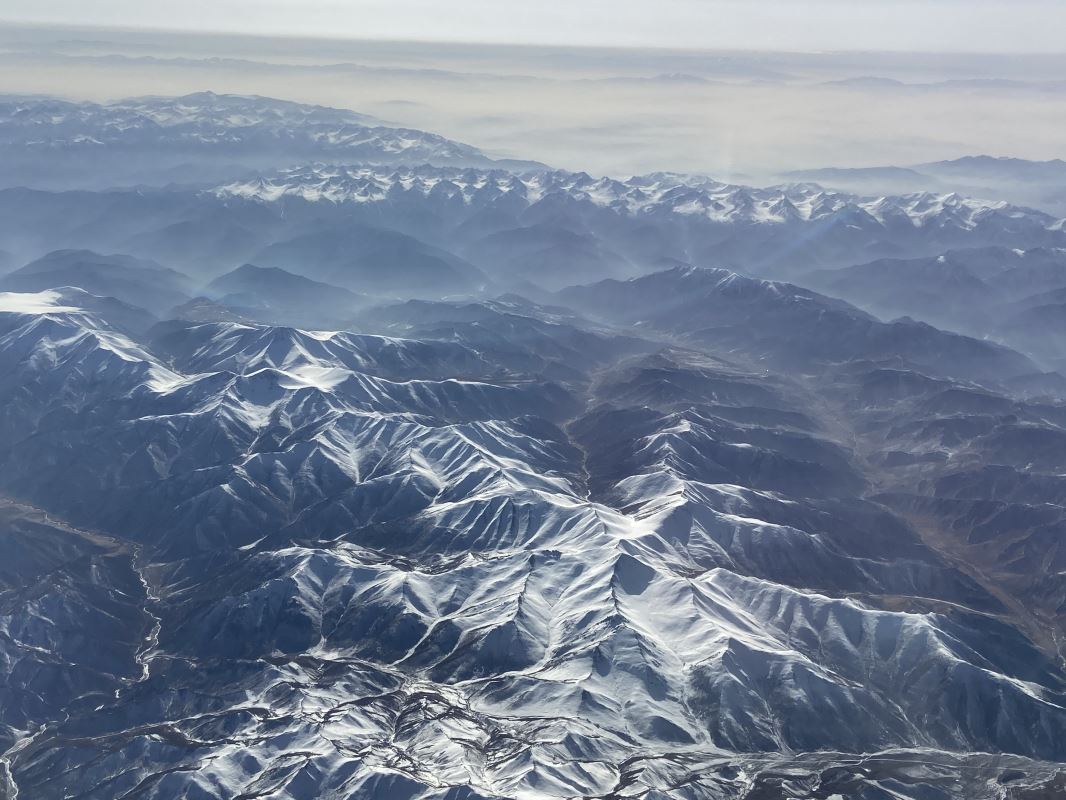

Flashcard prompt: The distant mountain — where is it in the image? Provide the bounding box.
[557,265,1039,385]
[0,249,192,314]
[0,165,1063,294]
[784,156,1066,215]
[250,223,489,297]
[808,246,1066,372]
[0,92,545,189]
[821,76,908,89]
[783,165,934,195]
[462,223,635,289]
[218,164,1066,282]
[812,246,1066,304]
[168,295,254,324]
[919,155,1066,183]
[997,300,1066,373]
[204,264,368,328]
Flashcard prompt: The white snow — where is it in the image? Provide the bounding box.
[0,290,80,314]
[213,164,1065,234]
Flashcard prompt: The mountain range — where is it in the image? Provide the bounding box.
[1,92,1066,799]
[806,246,1066,373]
[785,156,1066,216]
[0,92,543,190]
[1,161,1064,291]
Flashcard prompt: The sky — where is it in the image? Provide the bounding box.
[4,0,1066,53]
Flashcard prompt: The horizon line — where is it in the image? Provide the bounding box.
[4,18,1066,58]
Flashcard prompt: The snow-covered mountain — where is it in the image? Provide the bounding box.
[213,164,1066,283]
[0,93,542,189]
[0,249,194,315]
[2,158,1064,289]
[2,273,1066,798]
[3,90,1066,800]
[219,163,1063,229]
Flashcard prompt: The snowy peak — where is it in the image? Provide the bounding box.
[216,163,1066,233]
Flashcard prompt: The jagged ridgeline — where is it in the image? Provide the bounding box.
[0,94,1066,799]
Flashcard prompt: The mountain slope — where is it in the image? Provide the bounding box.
[0,249,192,314]
[203,263,368,327]
[558,266,1039,385]
[806,246,1066,371]
[250,224,489,297]
[1,282,1066,798]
